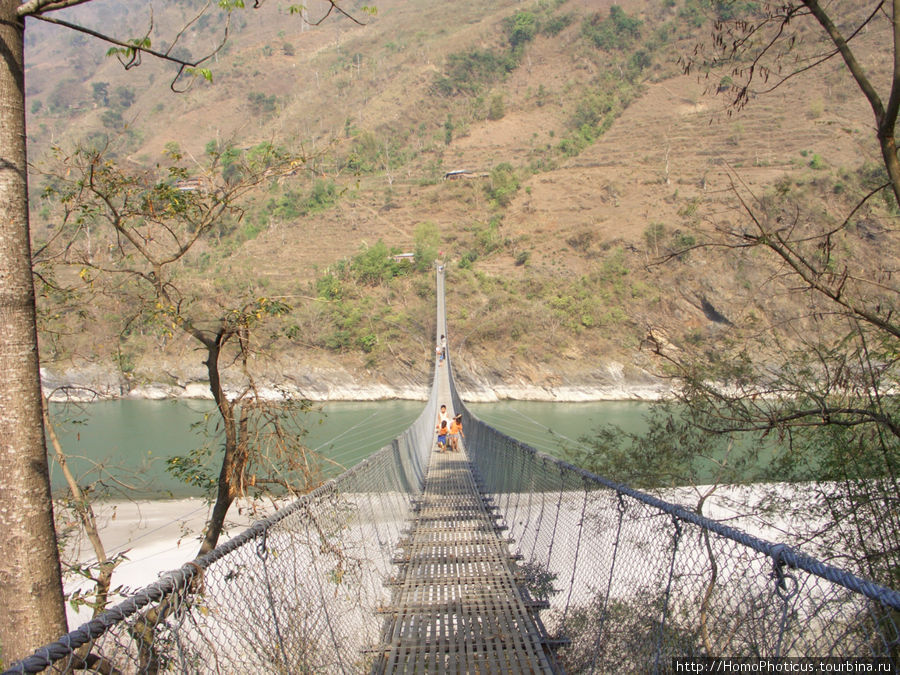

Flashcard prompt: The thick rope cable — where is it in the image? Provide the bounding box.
[8,268,900,674]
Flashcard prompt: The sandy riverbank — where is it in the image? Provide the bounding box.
[60,497,289,628]
[60,482,804,628]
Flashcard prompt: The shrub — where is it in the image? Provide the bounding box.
[504,11,537,48]
[247,91,277,115]
[581,5,642,51]
[413,221,440,271]
[433,49,517,96]
[488,94,505,120]
[302,180,339,214]
[316,274,343,300]
[351,240,409,286]
[485,163,520,207]
[541,14,573,36]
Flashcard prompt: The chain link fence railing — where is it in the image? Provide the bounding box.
[8,265,900,673]
[448,374,900,672]
[5,375,438,675]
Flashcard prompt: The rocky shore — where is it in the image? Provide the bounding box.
[41,360,673,403]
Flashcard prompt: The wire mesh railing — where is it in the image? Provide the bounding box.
[447,371,900,672]
[5,375,438,675]
[7,264,900,673]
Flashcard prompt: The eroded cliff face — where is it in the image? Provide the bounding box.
[42,350,672,403]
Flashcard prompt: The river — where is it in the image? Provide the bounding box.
[47,398,650,498]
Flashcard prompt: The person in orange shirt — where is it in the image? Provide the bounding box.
[448,415,464,452]
[436,419,449,452]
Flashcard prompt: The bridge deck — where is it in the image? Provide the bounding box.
[371,270,557,673]
[372,365,557,672]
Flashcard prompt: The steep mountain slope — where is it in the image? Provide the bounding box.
[24,0,896,399]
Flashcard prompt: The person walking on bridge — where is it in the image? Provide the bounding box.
[449,414,464,452]
[436,419,449,452]
[436,405,450,452]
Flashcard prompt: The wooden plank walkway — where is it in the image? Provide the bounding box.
[371,361,558,672]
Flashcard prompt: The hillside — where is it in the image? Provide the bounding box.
[23,0,898,400]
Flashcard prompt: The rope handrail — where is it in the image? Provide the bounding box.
[451,402,900,612]
[5,267,898,673]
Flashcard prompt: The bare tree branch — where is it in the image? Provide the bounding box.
[17,0,93,17]
[29,13,201,68]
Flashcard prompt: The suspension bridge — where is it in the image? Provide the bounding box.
[7,271,900,673]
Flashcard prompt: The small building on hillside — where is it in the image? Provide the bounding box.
[175,177,211,193]
[443,169,489,180]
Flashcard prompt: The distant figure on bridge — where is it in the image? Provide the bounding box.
[435,343,442,365]
[436,419,449,452]
[440,334,447,361]
[449,414,464,452]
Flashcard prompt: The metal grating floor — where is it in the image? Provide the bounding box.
[372,442,558,673]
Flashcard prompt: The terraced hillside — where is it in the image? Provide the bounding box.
[24,0,897,399]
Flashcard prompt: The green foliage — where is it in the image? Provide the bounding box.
[569,404,759,489]
[312,276,420,357]
[163,141,182,159]
[166,446,218,493]
[678,0,707,28]
[504,11,537,48]
[247,91,277,115]
[644,222,666,255]
[485,163,520,207]
[477,217,506,254]
[444,115,454,145]
[672,231,696,249]
[100,109,124,130]
[541,13,573,36]
[316,273,344,300]
[487,94,505,121]
[303,179,340,214]
[558,78,638,157]
[358,333,378,353]
[343,130,413,174]
[105,36,152,64]
[91,81,109,107]
[677,0,759,28]
[581,5,642,51]
[572,89,617,130]
[47,78,89,114]
[351,240,409,285]
[112,85,135,109]
[184,67,214,83]
[713,0,760,21]
[413,221,440,272]
[433,49,518,96]
[265,190,302,221]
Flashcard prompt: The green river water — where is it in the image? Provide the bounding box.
[47,398,651,498]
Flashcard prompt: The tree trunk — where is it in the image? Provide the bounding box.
[0,0,68,662]
[879,130,900,210]
[196,330,241,556]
